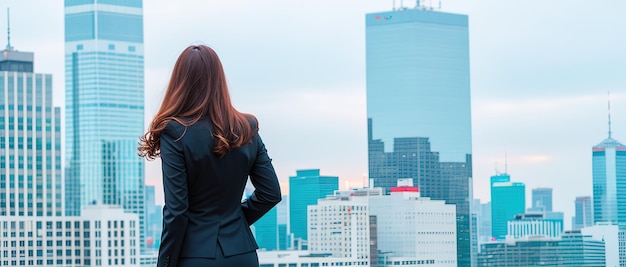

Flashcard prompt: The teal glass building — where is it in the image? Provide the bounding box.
[366,8,472,266]
[289,169,338,242]
[0,49,62,217]
[592,133,626,225]
[490,174,525,240]
[64,0,145,242]
[253,206,278,251]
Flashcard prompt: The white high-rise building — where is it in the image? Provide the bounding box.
[0,205,140,266]
[308,184,457,267]
[581,223,619,267]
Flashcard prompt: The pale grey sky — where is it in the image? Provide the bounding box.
[4,0,625,230]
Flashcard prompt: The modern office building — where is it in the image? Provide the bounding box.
[64,0,146,244]
[531,187,553,212]
[559,230,606,267]
[592,128,626,225]
[254,206,278,251]
[0,205,141,266]
[365,6,472,266]
[490,174,525,240]
[0,47,62,217]
[573,196,594,230]
[289,169,338,242]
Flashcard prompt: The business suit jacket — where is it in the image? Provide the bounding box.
[157,117,282,267]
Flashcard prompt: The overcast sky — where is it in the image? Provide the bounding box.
[3,0,625,230]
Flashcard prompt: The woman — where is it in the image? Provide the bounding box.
[139,45,282,267]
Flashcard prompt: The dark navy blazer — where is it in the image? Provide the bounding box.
[157,117,282,267]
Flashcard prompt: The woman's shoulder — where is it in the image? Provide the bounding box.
[243,113,259,130]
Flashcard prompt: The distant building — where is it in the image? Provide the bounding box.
[490,174,525,240]
[254,206,278,251]
[573,196,594,230]
[506,213,563,240]
[0,205,140,266]
[531,188,553,212]
[258,250,369,267]
[478,202,492,243]
[478,231,605,267]
[289,169,338,243]
[144,185,162,250]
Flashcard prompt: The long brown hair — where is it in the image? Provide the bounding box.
[138,45,257,160]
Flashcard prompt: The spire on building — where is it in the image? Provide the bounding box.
[6,8,12,51]
[608,91,611,139]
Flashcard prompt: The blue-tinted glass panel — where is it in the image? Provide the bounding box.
[65,12,95,41]
[65,0,94,6]
[98,0,141,7]
[97,12,143,42]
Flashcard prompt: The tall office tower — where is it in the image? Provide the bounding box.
[289,169,338,243]
[573,196,594,230]
[254,206,278,251]
[490,174,525,240]
[0,47,62,217]
[366,7,472,266]
[592,112,626,225]
[64,0,146,243]
[531,187,553,212]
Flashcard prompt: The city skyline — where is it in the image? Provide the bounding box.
[1,0,625,232]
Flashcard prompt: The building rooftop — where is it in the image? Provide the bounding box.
[593,137,626,150]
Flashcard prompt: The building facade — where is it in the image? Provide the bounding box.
[478,231,605,267]
[289,169,338,242]
[506,213,563,240]
[573,196,594,230]
[64,0,146,245]
[0,49,62,217]
[490,174,525,240]
[365,7,472,266]
[0,205,140,266]
[581,223,619,267]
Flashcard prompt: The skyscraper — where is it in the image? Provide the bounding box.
[573,196,594,230]
[289,169,338,242]
[64,0,146,242]
[592,121,626,225]
[531,187,553,212]
[366,7,472,266]
[0,48,62,217]
[490,174,525,240]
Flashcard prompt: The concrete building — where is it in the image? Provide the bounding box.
[0,205,140,266]
[581,223,619,267]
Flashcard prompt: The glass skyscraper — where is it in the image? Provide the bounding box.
[366,8,472,266]
[64,0,145,242]
[289,169,338,242]
[490,174,525,240]
[592,133,626,225]
[253,206,278,251]
[0,49,62,217]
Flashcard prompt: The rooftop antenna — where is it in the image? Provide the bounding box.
[439,0,442,10]
[494,161,499,175]
[608,91,612,139]
[6,8,12,50]
[504,147,508,174]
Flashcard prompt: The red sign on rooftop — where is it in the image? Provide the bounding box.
[390,186,419,193]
